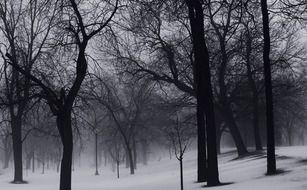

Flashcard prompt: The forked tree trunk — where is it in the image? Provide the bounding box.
[186,0,220,186]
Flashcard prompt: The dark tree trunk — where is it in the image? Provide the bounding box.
[179,158,184,190]
[216,129,222,155]
[117,160,120,179]
[141,140,148,165]
[186,0,220,186]
[261,0,276,175]
[3,141,11,169]
[222,109,248,156]
[133,137,137,170]
[95,133,99,175]
[125,149,129,168]
[209,0,248,156]
[252,95,263,150]
[57,113,73,190]
[245,28,263,151]
[99,145,102,167]
[26,153,32,170]
[287,128,293,146]
[216,42,248,156]
[11,117,23,183]
[126,146,135,174]
[104,150,108,166]
[56,160,60,173]
[32,151,35,173]
[3,152,10,169]
[42,155,45,174]
[47,155,50,170]
[196,103,207,182]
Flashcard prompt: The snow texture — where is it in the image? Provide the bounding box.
[0,146,306,190]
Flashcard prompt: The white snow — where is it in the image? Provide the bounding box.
[0,146,306,190]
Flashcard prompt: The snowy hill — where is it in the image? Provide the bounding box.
[0,146,306,190]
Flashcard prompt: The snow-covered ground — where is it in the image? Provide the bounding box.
[0,146,306,190]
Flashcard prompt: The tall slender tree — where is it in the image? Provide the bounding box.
[185,0,220,186]
[260,0,277,174]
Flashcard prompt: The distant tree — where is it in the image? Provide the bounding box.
[164,112,195,190]
[79,103,106,175]
[105,132,125,179]
[0,117,12,169]
[87,75,154,175]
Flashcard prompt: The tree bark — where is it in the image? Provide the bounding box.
[180,158,184,190]
[117,160,120,179]
[221,108,248,156]
[186,0,220,186]
[57,113,73,190]
[11,116,23,183]
[95,133,99,175]
[126,146,135,174]
[196,104,207,182]
[261,0,276,175]
[133,137,137,170]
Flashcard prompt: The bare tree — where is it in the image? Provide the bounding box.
[0,0,59,182]
[0,117,12,169]
[4,0,119,189]
[164,112,195,190]
[87,75,154,175]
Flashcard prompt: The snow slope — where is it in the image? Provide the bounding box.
[0,146,306,190]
